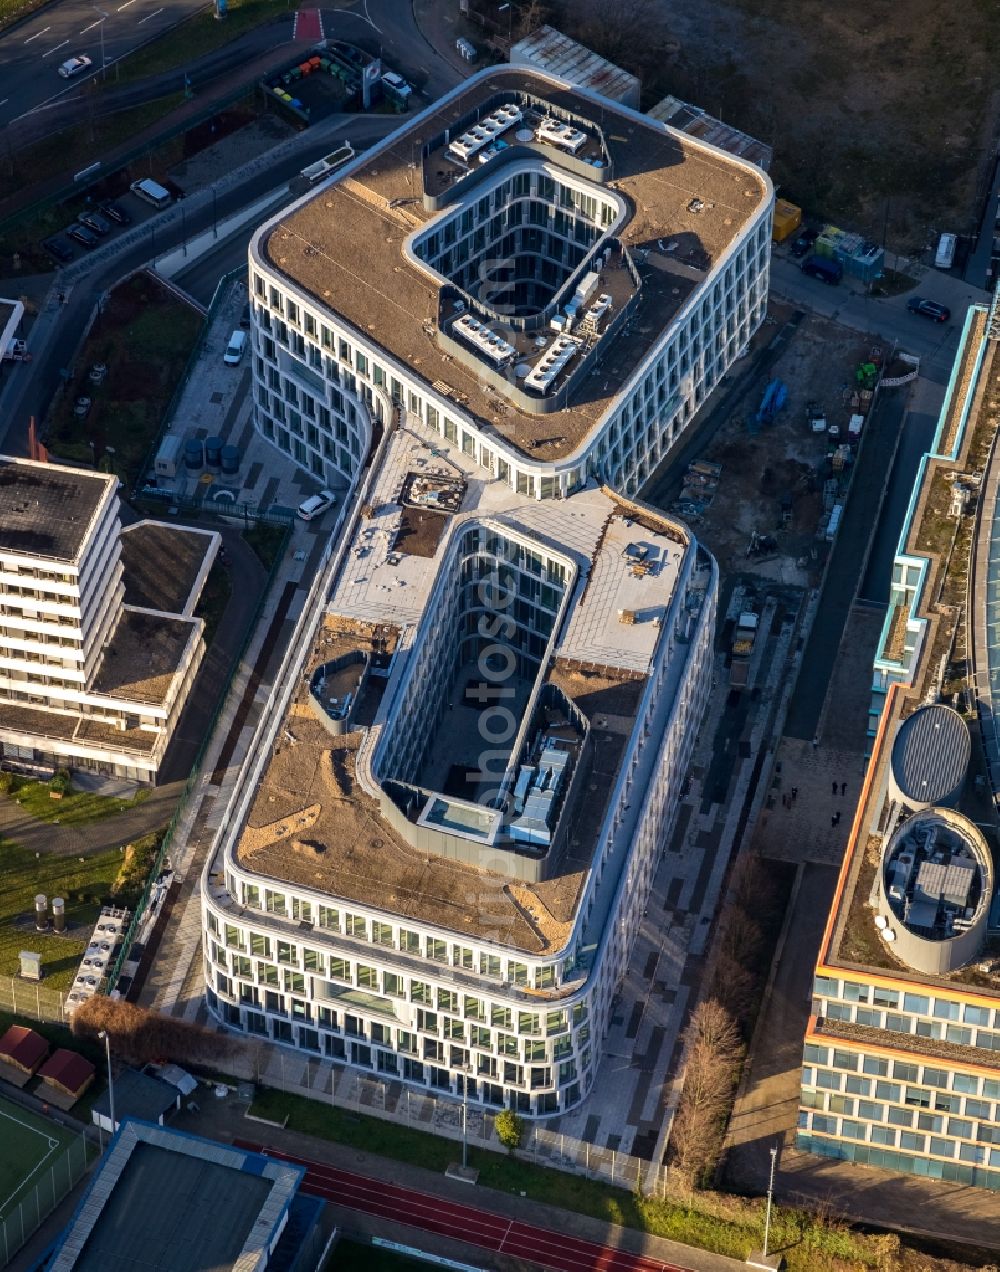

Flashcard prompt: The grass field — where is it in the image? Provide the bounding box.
[0,839,128,991]
[330,1240,428,1271]
[0,1095,76,1222]
[2,776,148,827]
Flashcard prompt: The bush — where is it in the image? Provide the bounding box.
[495,1108,525,1152]
[71,996,235,1066]
[49,769,73,796]
[0,771,24,795]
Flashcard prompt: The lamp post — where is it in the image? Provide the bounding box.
[461,1061,473,1169]
[762,1145,778,1259]
[92,6,109,78]
[98,1030,115,1138]
[498,2,512,48]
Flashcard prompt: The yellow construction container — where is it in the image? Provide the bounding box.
[772,199,802,242]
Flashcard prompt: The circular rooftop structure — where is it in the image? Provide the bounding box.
[876,806,992,976]
[889,704,970,809]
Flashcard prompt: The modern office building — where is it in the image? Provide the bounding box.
[201,65,772,1117]
[0,457,215,782]
[246,65,772,502]
[798,292,1000,1188]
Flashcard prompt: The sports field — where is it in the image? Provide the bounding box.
[0,1095,77,1221]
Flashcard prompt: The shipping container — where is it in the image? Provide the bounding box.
[772,199,802,242]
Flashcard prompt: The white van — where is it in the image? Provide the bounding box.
[934,232,957,270]
[130,178,172,209]
[223,330,247,365]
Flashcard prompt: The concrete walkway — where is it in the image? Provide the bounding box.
[0,781,182,857]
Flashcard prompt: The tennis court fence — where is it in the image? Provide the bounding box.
[0,1131,92,1265]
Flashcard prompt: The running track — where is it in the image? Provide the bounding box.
[235,1141,685,1271]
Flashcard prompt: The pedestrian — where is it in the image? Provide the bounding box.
[834,811,841,826]
[791,787,798,800]
[832,780,838,796]
[841,781,847,797]
[831,814,837,827]
[812,736,819,750]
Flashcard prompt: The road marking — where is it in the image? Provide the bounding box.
[137,6,163,22]
[42,39,69,56]
[80,18,102,32]
[117,0,137,10]
[0,98,7,107]
[24,25,49,41]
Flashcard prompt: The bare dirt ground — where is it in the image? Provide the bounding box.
[677,303,879,587]
[562,0,1000,249]
[658,0,1000,245]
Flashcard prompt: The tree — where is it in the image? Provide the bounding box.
[669,999,743,1189]
[495,1107,525,1152]
[71,996,235,1067]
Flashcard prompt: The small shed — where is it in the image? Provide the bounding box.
[0,1025,49,1085]
[92,1067,181,1134]
[38,1049,96,1106]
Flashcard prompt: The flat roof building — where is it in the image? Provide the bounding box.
[46,1121,319,1272]
[0,458,218,783]
[206,64,769,1119]
[798,292,1000,1191]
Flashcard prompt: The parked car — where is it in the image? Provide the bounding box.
[801,253,843,285]
[73,396,91,418]
[78,210,112,236]
[66,223,99,250]
[41,236,73,263]
[382,71,412,101]
[57,54,92,78]
[297,490,336,521]
[223,330,247,365]
[906,297,951,323]
[89,362,108,385]
[99,200,131,226]
[789,227,819,258]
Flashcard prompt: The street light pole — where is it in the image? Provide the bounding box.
[93,7,109,78]
[762,1145,778,1258]
[461,1066,469,1169]
[99,1030,115,1139]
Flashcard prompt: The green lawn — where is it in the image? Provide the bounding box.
[2,776,148,827]
[330,1240,428,1271]
[0,1095,78,1220]
[243,522,290,571]
[46,273,203,489]
[0,94,187,228]
[0,836,157,992]
[247,1086,899,1270]
[108,0,292,87]
[195,560,233,646]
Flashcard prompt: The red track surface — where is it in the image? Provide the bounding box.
[235,1140,683,1271]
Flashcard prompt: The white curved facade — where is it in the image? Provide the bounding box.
[200,66,763,1116]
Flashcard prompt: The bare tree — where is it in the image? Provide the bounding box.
[71,996,235,1067]
[554,0,674,84]
[669,999,744,1189]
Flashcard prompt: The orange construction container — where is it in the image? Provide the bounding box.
[772,199,802,242]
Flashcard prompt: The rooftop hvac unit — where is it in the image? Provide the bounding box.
[884,928,896,943]
[874,914,887,930]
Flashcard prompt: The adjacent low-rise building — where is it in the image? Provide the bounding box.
[0,457,216,782]
[798,292,1000,1189]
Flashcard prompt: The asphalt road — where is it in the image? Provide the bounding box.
[769,252,988,384]
[0,0,458,134]
[0,0,210,130]
[0,111,399,454]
